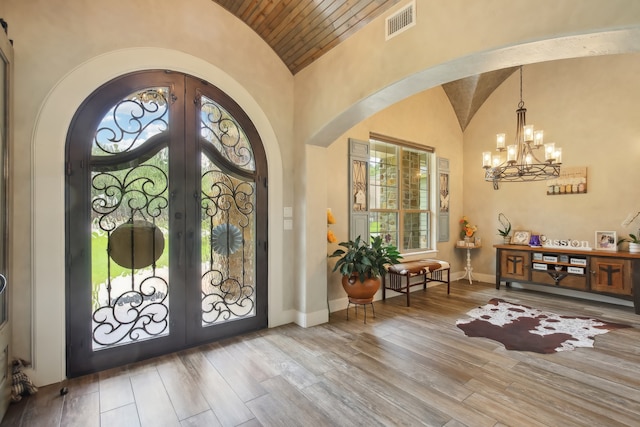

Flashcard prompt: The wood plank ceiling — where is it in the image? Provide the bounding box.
[211,0,401,75]
[211,0,513,130]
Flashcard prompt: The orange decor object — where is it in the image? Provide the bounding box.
[327,208,336,224]
[341,274,380,304]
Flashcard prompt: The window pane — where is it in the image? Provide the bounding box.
[369,142,398,209]
[402,149,429,210]
[367,138,433,252]
[403,211,429,250]
[370,212,398,247]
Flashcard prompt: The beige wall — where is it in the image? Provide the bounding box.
[326,86,463,305]
[464,54,640,275]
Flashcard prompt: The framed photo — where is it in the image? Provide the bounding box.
[595,231,617,251]
[511,230,531,245]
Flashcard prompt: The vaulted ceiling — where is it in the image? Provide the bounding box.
[212,0,402,75]
[211,0,513,130]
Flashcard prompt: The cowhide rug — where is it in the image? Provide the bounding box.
[456,298,631,354]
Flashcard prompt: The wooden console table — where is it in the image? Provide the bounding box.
[495,244,640,314]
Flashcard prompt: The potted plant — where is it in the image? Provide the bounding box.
[618,233,640,253]
[329,235,402,304]
[497,213,511,244]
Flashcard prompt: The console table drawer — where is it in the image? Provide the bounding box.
[531,271,587,291]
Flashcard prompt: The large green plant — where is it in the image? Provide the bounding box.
[329,235,402,282]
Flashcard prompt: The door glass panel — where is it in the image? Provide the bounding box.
[200,95,255,171]
[93,88,168,155]
[200,98,256,325]
[90,88,170,350]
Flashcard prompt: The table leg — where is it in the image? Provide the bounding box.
[461,247,474,284]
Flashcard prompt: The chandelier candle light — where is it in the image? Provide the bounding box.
[482,66,562,190]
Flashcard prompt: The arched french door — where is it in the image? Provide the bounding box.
[65,71,268,377]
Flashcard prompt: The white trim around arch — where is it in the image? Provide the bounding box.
[31,48,287,385]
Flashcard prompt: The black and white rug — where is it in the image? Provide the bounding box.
[456,298,631,354]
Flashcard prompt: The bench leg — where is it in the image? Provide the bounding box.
[382,273,386,300]
[405,274,411,307]
[446,268,450,294]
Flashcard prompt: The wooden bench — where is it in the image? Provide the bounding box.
[383,259,450,306]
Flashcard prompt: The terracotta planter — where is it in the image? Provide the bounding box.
[341,274,381,304]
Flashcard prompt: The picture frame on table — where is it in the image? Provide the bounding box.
[511,230,531,245]
[595,231,617,251]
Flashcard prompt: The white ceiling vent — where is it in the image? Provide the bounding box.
[385,1,416,40]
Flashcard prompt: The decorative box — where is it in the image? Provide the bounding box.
[567,266,584,274]
[543,255,558,262]
[570,258,587,266]
[533,263,548,271]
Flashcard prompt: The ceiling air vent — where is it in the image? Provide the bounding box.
[385,1,416,40]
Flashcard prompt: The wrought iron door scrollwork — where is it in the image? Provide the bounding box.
[92,275,169,347]
[201,168,256,324]
[94,88,168,155]
[89,88,171,348]
[90,159,170,346]
[201,96,255,171]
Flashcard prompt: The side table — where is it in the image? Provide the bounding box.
[456,242,481,284]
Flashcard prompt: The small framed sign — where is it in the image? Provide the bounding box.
[595,231,617,251]
[512,230,531,245]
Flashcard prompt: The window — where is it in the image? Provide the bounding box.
[369,137,433,252]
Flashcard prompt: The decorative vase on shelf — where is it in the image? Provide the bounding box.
[503,236,511,244]
[629,242,640,254]
[464,236,471,244]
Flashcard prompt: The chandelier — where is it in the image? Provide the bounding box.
[482,66,562,190]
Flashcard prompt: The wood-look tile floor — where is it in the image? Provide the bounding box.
[3,281,640,426]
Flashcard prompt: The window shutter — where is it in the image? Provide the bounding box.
[437,157,450,242]
[349,139,370,243]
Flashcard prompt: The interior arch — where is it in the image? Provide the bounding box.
[31,48,285,385]
[305,27,640,147]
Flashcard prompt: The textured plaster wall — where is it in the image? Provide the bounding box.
[463,54,640,277]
